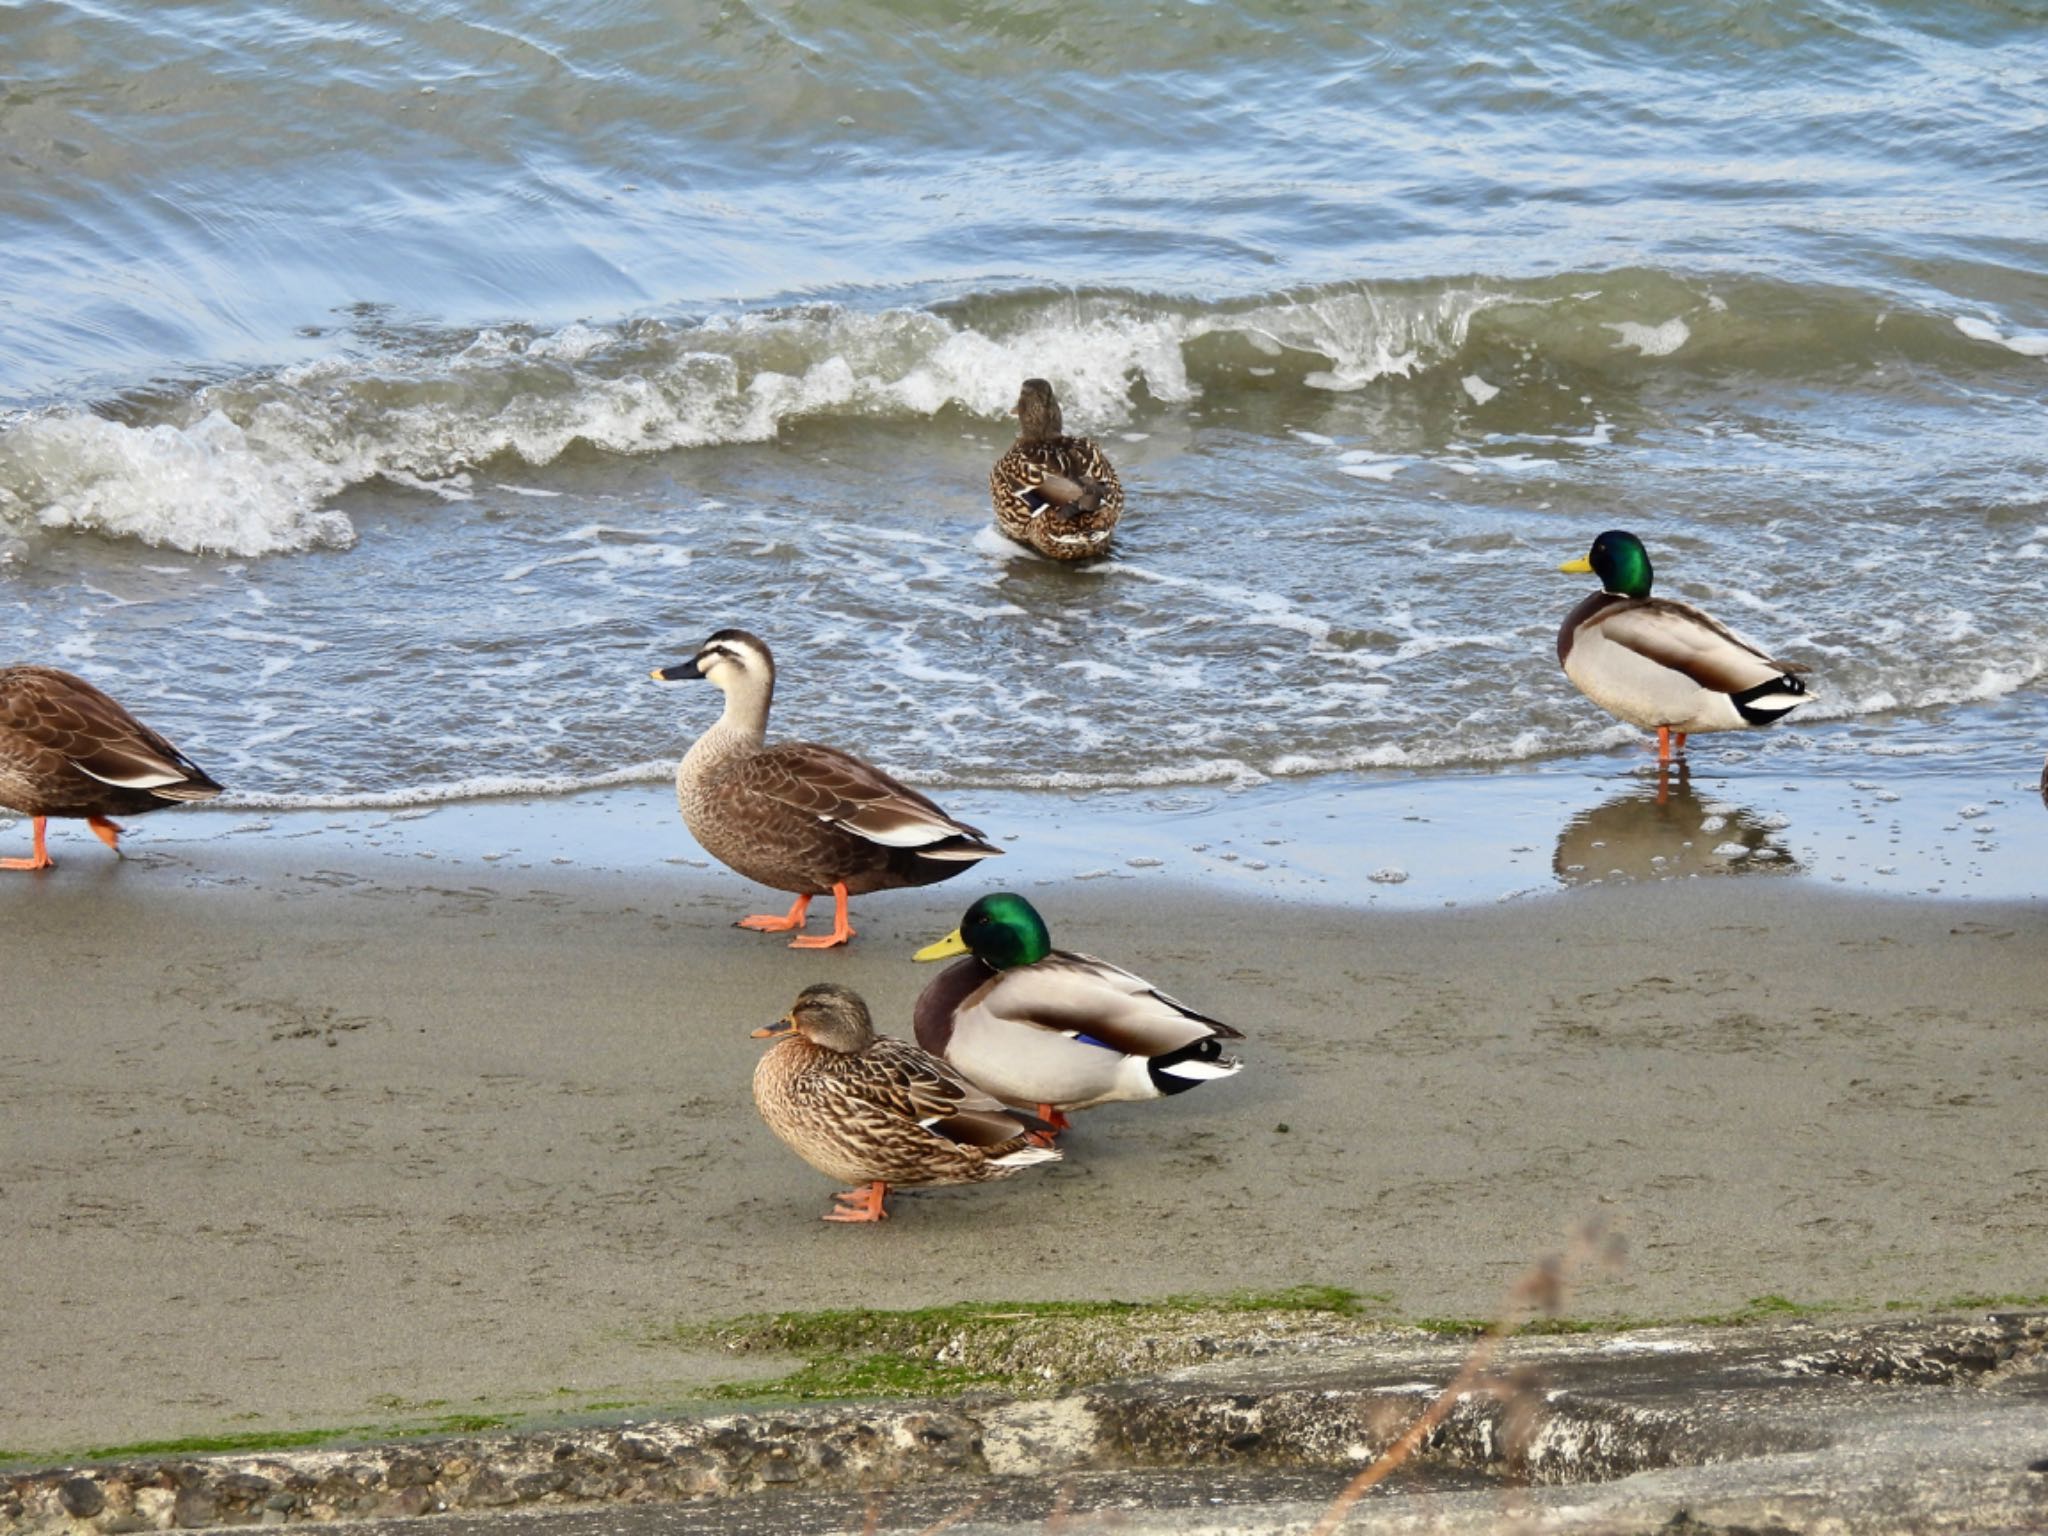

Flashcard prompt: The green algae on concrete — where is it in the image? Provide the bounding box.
[674,1287,1377,1402]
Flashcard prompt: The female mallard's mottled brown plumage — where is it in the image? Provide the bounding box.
[0,665,224,870]
[989,378,1123,560]
[751,983,1061,1222]
[650,630,1001,948]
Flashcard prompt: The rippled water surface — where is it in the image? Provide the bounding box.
[3,0,2045,805]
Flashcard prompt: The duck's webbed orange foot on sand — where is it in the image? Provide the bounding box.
[788,882,856,949]
[823,1180,891,1223]
[88,816,125,855]
[737,893,812,933]
[2,817,55,871]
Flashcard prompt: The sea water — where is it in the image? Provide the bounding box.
[3,0,2045,815]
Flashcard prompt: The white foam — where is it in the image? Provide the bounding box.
[1954,315,2048,357]
[221,760,674,812]
[1605,318,1691,357]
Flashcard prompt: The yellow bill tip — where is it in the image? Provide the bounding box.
[912,929,969,963]
[1558,556,1594,574]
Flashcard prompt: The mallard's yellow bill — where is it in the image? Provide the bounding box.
[1558,556,1594,574]
[913,929,969,962]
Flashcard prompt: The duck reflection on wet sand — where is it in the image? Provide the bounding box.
[1553,767,1800,887]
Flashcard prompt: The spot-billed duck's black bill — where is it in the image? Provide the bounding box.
[650,658,707,682]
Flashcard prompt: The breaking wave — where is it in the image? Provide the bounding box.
[4,270,2035,556]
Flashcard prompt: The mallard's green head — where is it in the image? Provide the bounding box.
[913,892,1052,969]
[1560,530,1653,599]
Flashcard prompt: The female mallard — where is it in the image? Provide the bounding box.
[752,982,1061,1223]
[1558,530,1810,763]
[989,378,1123,560]
[0,665,223,869]
[650,630,1001,948]
[912,892,1242,1140]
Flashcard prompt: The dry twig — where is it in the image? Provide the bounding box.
[1307,1214,1626,1535]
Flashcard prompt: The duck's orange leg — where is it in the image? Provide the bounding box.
[1028,1104,1073,1148]
[789,882,856,949]
[737,893,812,933]
[1655,726,1674,764]
[823,1180,890,1223]
[1,816,54,871]
[1674,731,1688,755]
[88,816,125,856]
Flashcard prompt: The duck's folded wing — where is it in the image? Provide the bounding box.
[996,441,1118,515]
[979,952,1242,1056]
[839,1038,1033,1146]
[1590,600,1806,692]
[739,743,997,853]
[2,670,218,796]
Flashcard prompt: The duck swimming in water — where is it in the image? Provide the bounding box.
[988,378,1123,560]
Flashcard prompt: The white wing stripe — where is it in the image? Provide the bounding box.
[71,761,190,790]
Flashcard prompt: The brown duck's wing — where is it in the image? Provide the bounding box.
[1046,436,1121,503]
[737,741,999,856]
[0,666,222,799]
[979,951,1242,1057]
[834,1038,1033,1148]
[1586,599,1806,693]
[993,439,1122,515]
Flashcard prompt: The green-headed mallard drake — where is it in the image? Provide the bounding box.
[650,630,1002,949]
[1558,531,1810,764]
[911,892,1242,1140]
[751,982,1061,1223]
[989,378,1123,561]
[0,665,223,869]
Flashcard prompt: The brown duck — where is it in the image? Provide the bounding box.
[989,378,1123,560]
[650,630,1001,948]
[0,666,224,870]
[751,982,1060,1223]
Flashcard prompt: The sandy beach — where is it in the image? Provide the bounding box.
[2,776,2043,1460]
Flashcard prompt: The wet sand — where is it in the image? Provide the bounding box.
[2,784,2045,1457]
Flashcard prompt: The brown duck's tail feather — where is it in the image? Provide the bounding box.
[915,834,1004,862]
[1063,481,1104,515]
[929,1108,1032,1149]
[150,776,225,802]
